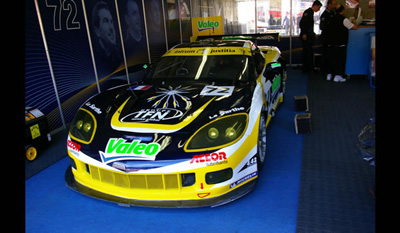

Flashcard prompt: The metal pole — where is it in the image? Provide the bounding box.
[142,0,152,64]
[161,0,169,51]
[254,0,257,34]
[81,0,101,93]
[178,0,183,44]
[289,0,293,66]
[190,0,194,38]
[114,0,130,83]
[290,0,292,66]
[34,0,66,129]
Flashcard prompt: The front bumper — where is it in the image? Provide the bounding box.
[65,165,256,208]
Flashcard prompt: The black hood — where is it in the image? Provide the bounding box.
[116,83,253,128]
[75,82,254,165]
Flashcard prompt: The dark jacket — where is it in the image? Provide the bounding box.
[330,14,349,46]
[299,8,315,41]
[320,9,335,44]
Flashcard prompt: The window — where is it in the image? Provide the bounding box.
[253,49,265,74]
[191,0,328,37]
[292,0,326,36]
[147,55,254,82]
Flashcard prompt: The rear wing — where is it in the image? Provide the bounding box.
[195,32,280,44]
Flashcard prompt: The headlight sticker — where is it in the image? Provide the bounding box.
[99,138,161,164]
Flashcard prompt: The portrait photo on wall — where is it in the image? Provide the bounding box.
[144,0,167,63]
[179,0,191,42]
[118,0,149,67]
[86,0,124,76]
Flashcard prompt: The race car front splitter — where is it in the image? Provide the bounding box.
[65,165,256,208]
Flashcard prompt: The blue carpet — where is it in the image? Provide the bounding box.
[25,68,307,233]
[296,73,375,232]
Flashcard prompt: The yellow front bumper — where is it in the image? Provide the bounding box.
[66,150,257,207]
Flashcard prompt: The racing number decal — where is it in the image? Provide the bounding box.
[200,85,234,96]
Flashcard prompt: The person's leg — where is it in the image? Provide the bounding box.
[302,40,313,73]
[333,46,347,82]
[325,44,334,80]
[322,43,328,73]
[338,46,347,77]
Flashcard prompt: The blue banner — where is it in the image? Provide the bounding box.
[27,0,99,130]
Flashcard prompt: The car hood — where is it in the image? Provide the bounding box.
[73,82,254,167]
[110,83,252,133]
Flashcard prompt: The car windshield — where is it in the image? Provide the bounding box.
[146,55,255,83]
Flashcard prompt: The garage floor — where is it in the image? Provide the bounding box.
[25,68,375,233]
[296,73,375,232]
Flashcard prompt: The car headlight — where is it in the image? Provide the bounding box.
[69,108,97,144]
[185,113,248,152]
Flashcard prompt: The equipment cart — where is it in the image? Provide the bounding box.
[25,107,51,161]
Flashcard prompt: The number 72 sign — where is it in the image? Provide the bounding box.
[45,0,81,31]
[200,85,234,96]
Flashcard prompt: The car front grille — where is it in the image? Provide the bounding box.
[88,165,181,190]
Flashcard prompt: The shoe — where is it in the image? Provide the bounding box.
[333,75,346,82]
[326,74,332,81]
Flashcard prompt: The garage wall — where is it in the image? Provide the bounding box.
[26,0,192,132]
[26,0,98,131]
[26,0,327,133]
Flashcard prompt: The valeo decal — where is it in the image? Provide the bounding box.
[197,20,220,32]
[192,16,223,36]
[99,138,161,163]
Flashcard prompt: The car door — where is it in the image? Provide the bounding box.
[262,61,283,116]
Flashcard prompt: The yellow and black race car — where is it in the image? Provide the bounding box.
[65,33,287,207]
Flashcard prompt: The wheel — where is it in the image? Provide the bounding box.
[26,145,37,161]
[257,113,267,170]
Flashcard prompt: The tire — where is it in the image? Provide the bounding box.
[26,145,38,161]
[257,113,267,171]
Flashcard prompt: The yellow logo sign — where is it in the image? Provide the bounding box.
[192,16,223,36]
[30,124,41,140]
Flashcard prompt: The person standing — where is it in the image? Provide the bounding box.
[330,4,358,82]
[320,0,336,80]
[299,0,322,73]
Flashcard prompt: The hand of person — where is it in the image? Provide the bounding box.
[302,34,307,41]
